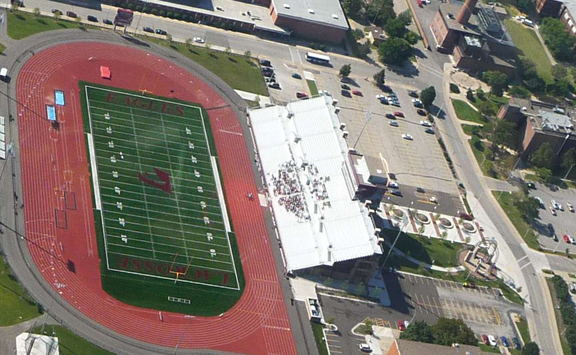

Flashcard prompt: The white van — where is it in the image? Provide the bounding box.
[0,68,7,80]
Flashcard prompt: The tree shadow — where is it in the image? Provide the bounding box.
[413,47,428,60]
[209,53,218,59]
[228,57,237,63]
[387,60,420,78]
[57,22,67,28]
[188,48,199,55]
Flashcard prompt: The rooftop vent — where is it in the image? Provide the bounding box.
[332,14,339,19]
[308,9,315,14]
[522,107,527,111]
[448,13,455,19]
[283,3,290,9]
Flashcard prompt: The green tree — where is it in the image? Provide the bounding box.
[397,10,412,26]
[522,341,540,355]
[404,31,419,45]
[431,318,477,346]
[536,167,552,182]
[185,38,192,47]
[378,38,412,65]
[339,64,352,77]
[342,0,364,18]
[531,142,554,169]
[541,18,576,61]
[518,57,538,80]
[352,28,365,39]
[547,79,572,98]
[357,42,372,58]
[483,71,508,97]
[420,86,436,109]
[476,88,485,100]
[551,64,568,81]
[244,50,252,58]
[385,18,406,38]
[525,76,546,93]
[166,33,173,42]
[373,69,386,87]
[466,88,474,101]
[366,0,396,26]
[53,11,61,20]
[477,100,495,117]
[516,197,540,222]
[33,7,41,16]
[75,16,82,24]
[509,85,531,99]
[400,321,434,343]
[492,120,517,150]
[562,148,576,170]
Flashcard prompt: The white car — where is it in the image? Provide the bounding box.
[376,94,385,99]
[402,134,413,140]
[412,98,423,107]
[488,335,497,347]
[420,120,432,127]
[193,37,205,43]
[551,200,563,211]
[567,202,574,212]
[389,120,399,127]
[550,206,557,216]
[388,181,399,188]
[534,196,545,208]
[516,15,526,21]
[522,19,534,27]
[359,343,372,352]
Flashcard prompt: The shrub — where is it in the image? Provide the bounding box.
[450,83,460,93]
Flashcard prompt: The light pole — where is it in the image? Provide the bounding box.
[381,210,410,269]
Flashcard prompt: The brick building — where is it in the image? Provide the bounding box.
[535,0,563,16]
[497,97,576,158]
[430,0,516,76]
[386,339,491,355]
[269,0,349,43]
[560,1,576,36]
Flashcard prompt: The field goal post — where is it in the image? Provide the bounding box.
[168,253,192,283]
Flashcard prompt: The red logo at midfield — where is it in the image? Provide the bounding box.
[138,168,172,194]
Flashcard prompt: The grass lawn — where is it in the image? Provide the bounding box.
[468,139,504,179]
[546,279,572,355]
[516,316,531,344]
[470,95,509,115]
[7,11,87,40]
[245,99,260,108]
[492,191,540,249]
[0,43,6,54]
[307,80,319,96]
[0,255,43,326]
[311,322,329,355]
[479,344,501,353]
[145,37,268,96]
[504,19,553,84]
[452,99,486,124]
[382,229,461,267]
[32,325,115,355]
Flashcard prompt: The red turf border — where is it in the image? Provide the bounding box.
[16,42,296,354]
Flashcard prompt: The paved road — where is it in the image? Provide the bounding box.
[0,2,567,354]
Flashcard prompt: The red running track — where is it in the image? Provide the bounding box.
[16,42,297,355]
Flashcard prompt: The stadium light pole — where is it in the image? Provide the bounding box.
[134,0,148,35]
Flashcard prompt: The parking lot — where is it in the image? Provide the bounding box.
[319,271,523,353]
[528,181,576,252]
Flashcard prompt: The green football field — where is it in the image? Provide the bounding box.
[81,84,244,315]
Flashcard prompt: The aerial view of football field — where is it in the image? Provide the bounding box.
[81,84,244,315]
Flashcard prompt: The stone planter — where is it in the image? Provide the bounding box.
[415,212,430,225]
[461,221,477,234]
[391,208,405,220]
[439,217,454,229]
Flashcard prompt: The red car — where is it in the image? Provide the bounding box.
[394,112,404,117]
[482,334,489,345]
[458,211,474,221]
[296,92,308,99]
[397,320,405,331]
[352,90,363,96]
[564,234,574,243]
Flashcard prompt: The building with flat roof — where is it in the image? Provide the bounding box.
[269,0,349,42]
[430,0,516,76]
[16,332,59,355]
[249,95,382,275]
[498,97,576,157]
[535,0,563,16]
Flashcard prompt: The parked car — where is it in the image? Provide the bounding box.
[291,72,302,79]
[87,15,98,22]
[390,189,403,197]
[567,202,574,212]
[551,200,563,210]
[522,19,534,27]
[416,187,425,193]
[525,182,536,189]
[268,83,281,89]
[488,335,497,347]
[103,19,113,25]
[394,111,404,117]
[501,336,509,347]
[66,11,77,18]
[564,234,575,244]
[512,337,522,350]
[389,121,399,127]
[402,133,413,140]
[341,84,351,90]
[143,26,154,33]
[388,181,399,188]
[397,320,406,331]
[352,90,363,96]
[534,196,545,208]
[412,98,423,107]
[51,9,62,14]
[458,211,473,220]
[425,128,435,134]
[570,283,576,294]
[408,90,419,98]
[551,206,557,216]
[420,120,432,127]
[482,334,490,346]
[155,29,168,35]
[193,37,205,43]
[341,90,352,98]
[259,59,271,66]
[359,343,372,353]
[386,113,396,119]
[263,71,275,77]
[296,92,308,99]
[417,109,427,116]
[462,282,476,288]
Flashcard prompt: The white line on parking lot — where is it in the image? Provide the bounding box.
[519,261,532,270]
[517,255,529,263]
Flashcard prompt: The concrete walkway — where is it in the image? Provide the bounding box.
[234,89,271,106]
